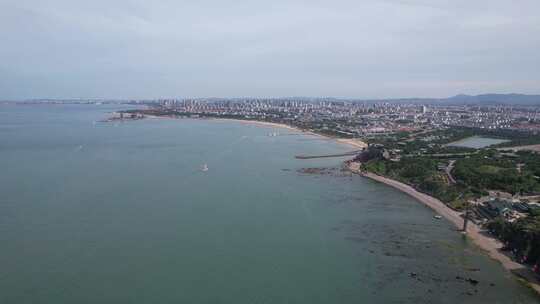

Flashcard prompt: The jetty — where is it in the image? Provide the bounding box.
[295,150,362,159]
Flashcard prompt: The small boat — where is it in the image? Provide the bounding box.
[201,163,209,172]
[434,215,442,219]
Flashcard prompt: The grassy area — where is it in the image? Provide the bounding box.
[453,151,540,195]
[477,165,503,174]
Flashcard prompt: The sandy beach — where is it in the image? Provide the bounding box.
[134,115,370,151]
[346,161,540,294]
[214,118,369,149]
[214,118,300,132]
[335,138,368,149]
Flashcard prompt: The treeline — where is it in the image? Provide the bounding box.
[452,151,540,195]
[362,148,540,209]
[363,157,465,207]
[487,215,540,272]
[517,151,540,177]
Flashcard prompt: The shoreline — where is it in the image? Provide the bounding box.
[215,116,539,293]
[114,112,370,151]
[212,118,368,149]
[213,118,300,132]
[114,112,540,294]
[346,161,540,294]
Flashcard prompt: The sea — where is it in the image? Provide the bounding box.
[0,104,538,303]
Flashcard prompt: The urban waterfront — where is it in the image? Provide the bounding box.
[0,104,538,303]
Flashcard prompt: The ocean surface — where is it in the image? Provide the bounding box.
[447,136,510,149]
[0,104,538,303]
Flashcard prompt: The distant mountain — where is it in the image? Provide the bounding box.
[356,93,540,105]
[442,93,540,105]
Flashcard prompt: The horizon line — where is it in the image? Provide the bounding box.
[2,92,540,102]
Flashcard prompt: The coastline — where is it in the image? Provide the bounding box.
[218,116,539,293]
[213,118,368,149]
[346,161,540,294]
[213,118,300,132]
[115,112,371,151]
[117,113,540,294]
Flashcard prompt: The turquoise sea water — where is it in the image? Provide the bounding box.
[0,104,538,303]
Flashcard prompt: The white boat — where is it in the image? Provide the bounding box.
[201,163,209,172]
[434,215,442,219]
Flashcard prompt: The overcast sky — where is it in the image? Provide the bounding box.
[1,0,539,99]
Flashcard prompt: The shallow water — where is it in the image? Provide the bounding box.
[0,104,538,303]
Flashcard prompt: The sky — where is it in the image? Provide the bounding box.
[1,0,539,99]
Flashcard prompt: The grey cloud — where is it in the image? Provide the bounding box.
[1,0,539,99]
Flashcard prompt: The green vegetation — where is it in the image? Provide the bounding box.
[487,215,540,270]
[516,151,540,177]
[452,151,540,195]
[364,156,467,208]
[365,127,540,155]
[431,127,540,148]
[362,148,540,210]
[360,131,540,274]
[361,124,540,199]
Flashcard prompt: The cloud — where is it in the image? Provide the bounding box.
[1,0,539,99]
